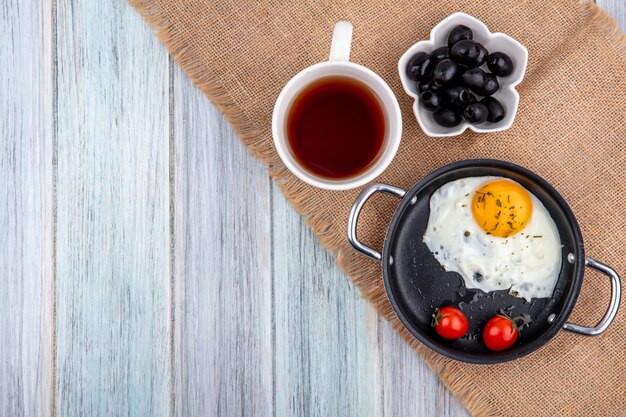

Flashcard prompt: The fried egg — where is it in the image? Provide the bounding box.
[422,176,562,301]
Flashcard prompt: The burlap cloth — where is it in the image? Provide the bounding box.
[131,0,625,415]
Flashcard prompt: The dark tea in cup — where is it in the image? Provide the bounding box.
[272,21,401,190]
[286,76,386,180]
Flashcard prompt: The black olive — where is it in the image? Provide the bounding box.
[475,43,489,67]
[461,68,487,91]
[418,56,437,80]
[481,97,506,123]
[406,52,436,81]
[487,52,514,76]
[451,92,477,112]
[406,52,427,81]
[449,40,485,67]
[419,90,444,111]
[431,59,458,87]
[447,25,473,47]
[462,102,489,124]
[433,107,462,127]
[430,46,450,62]
[418,80,441,93]
[443,86,472,106]
[452,64,469,83]
[476,73,500,96]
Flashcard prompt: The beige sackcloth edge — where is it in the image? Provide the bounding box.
[129,0,626,415]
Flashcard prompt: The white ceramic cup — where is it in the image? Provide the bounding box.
[272,21,402,191]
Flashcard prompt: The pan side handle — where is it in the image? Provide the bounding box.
[559,257,621,336]
[347,183,406,262]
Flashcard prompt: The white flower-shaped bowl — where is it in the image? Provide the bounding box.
[398,12,528,137]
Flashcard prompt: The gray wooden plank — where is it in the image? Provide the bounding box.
[54,2,171,416]
[381,322,470,417]
[272,187,382,417]
[596,0,625,31]
[0,1,54,416]
[172,67,273,417]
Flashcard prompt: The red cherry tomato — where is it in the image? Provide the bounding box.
[483,315,519,351]
[431,306,469,339]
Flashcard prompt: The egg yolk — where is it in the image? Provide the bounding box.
[471,180,533,237]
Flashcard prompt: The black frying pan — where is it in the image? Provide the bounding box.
[347,159,621,364]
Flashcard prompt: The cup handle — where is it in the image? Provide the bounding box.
[329,21,353,62]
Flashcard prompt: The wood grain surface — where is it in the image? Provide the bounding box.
[272,185,383,417]
[172,68,272,417]
[0,2,54,416]
[0,1,622,416]
[54,2,170,416]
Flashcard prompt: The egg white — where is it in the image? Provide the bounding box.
[422,176,562,301]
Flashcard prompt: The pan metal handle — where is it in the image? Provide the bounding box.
[559,257,621,336]
[347,183,406,261]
